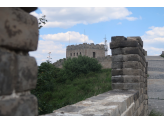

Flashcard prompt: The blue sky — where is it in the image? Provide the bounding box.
[29,7,164,66]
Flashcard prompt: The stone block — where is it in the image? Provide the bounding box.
[134,99,139,111]
[139,109,144,116]
[144,94,148,100]
[15,55,37,92]
[118,100,127,115]
[125,103,135,116]
[112,75,143,83]
[0,49,17,96]
[0,94,38,116]
[112,61,144,71]
[110,39,139,49]
[111,47,140,55]
[127,37,143,47]
[112,47,146,63]
[126,95,133,108]
[112,54,140,62]
[112,69,143,76]
[112,83,140,90]
[111,36,126,42]
[0,7,38,51]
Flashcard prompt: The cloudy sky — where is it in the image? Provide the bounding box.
[29,6,164,66]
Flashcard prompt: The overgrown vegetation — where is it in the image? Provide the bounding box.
[31,54,112,115]
[149,110,164,116]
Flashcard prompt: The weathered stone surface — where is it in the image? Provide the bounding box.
[15,56,37,92]
[123,102,135,116]
[111,36,126,42]
[112,61,144,71]
[112,69,143,76]
[112,48,146,62]
[112,83,140,90]
[0,49,17,96]
[0,7,38,51]
[19,7,37,13]
[111,47,140,55]
[127,37,143,47]
[0,94,38,116]
[112,54,146,68]
[110,39,139,49]
[112,75,143,83]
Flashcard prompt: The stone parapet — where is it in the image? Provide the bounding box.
[0,7,38,115]
[43,90,139,116]
[110,36,148,115]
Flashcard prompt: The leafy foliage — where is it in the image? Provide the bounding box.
[31,54,110,115]
[61,55,102,81]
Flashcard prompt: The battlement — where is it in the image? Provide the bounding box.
[66,43,105,50]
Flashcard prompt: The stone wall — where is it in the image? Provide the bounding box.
[66,43,105,58]
[110,36,148,115]
[43,36,148,116]
[0,7,38,116]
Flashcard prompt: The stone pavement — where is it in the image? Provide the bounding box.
[145,56,164,115]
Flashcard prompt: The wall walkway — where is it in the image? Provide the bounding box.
[146,56,164,115]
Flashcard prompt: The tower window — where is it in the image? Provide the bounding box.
[80,52,81,55]
[70,53,72,56]
[93,52,95,58]
[74,53,75,56]
[77,53,78,56]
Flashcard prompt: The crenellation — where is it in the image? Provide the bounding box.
[66,43,105,50]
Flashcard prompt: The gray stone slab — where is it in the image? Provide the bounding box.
[0,49,17,96]
[145,56,164,61]
[58,105,86,112]
[0,94,38,116]
[0,7,38,51]
[148,79,164,99]
[148,67,164,72]
[148,99,164,115]
[148,71,164,79]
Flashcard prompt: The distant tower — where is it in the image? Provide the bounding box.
[104,35,108,56]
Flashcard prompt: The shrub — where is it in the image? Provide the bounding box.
[62,55,102,81]
[31,62,60,115]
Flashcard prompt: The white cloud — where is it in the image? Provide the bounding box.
[141,26,164,43]
[30,7,139,28]
[40,31,94,44]
[30,31,95,65]
[141,26,164,56]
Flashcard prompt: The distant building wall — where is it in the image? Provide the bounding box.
[53,43,111,69]
[66,43,105,59]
